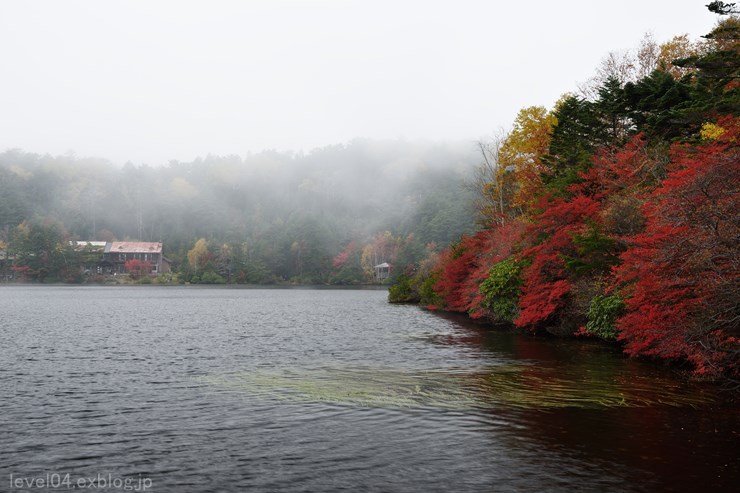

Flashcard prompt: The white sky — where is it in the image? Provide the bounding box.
[0,0,718,165]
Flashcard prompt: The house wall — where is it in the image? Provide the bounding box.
[103,252,163,274]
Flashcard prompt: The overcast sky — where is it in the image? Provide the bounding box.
[0,0,718,165]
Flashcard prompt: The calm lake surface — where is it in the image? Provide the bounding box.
[1,286,737,492]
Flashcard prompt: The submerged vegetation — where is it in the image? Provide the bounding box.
[389,6,740,383]
[200,365,716,410]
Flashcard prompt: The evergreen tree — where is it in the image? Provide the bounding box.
[543,95,606,191]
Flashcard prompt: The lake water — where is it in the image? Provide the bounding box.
[1,286,737,492]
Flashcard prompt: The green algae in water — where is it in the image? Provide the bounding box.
[198,365,715,410]
[200,368,485,409]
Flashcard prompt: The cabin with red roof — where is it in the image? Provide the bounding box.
[102,241,170,275]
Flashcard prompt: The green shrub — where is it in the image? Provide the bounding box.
[479,257,524,323]
[585,294,624,340]
[388,274,416,303]
[418,271,441,306]
[199,270,226,284]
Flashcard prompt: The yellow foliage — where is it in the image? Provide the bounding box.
[499,106,557,213]
[658,34,705,79]
[706,17,740,52]
[700,122,727,141]
[360,231,398,281]
[187,238,209,270]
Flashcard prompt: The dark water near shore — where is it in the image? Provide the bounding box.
[1,286,737,492]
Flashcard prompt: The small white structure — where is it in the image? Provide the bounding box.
[373,262,391,281]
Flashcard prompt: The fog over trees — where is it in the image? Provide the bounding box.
[0,139,478,284]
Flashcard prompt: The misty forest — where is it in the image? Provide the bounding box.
[1,4,738,384]
[0,140,477,284]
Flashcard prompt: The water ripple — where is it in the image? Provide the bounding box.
[0,286,735,493]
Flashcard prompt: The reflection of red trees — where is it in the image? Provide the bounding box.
[124,259,152,280]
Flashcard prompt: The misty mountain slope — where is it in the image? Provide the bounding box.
[0,139,479,283]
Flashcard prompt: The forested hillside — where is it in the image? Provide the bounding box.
[390,4,739,381]
[0,139,477,284]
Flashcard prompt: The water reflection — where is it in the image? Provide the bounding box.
[425,312,739,492]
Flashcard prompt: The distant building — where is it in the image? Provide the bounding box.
[373,262,391,281]
[102,241,170,275]
[71,241,109,249]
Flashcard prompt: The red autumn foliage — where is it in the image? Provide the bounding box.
[10,265,31,281]
[433,221,525,316]
[577,133,659,198]
[125,259,152,280]
[514,135,664,334]
[515,194,600,332]
[332,241,357,268]
[466,221,526,319]
[613,117,740,377]
[433,233,487,313]
[426,113,738,378]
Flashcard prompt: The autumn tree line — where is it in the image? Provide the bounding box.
[389,5,739,382]
[0,140,477,284]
